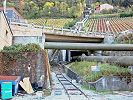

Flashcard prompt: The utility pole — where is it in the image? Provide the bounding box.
[3,0,7,13]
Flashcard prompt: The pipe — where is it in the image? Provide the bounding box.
[80,56,133,66]
[44,42,133,51]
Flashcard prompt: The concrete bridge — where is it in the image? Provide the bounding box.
[10,22,108,43]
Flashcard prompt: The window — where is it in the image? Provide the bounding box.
[39,37,42,43]
[6,30,8,36]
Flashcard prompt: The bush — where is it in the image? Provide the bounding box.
[63,18,79,29]
[2,44,41,53]
[101,9,113,14]
[120,12,133,17]
[101,8,118,14]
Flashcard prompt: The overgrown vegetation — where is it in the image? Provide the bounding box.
[70,61,129,82]
[89,0,133,8]
[63,18,79,29]
[28,18,73,28]
[0,0,85,19]
[120,12,133,17]
[2,44,41,53]
[90,13,120,19]
[0,44,42,81]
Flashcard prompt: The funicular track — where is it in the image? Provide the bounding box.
[54,64,89,100]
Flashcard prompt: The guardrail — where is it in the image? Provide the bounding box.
[10,21,114,37]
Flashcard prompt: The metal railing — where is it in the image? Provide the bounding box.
[9,19,114,37]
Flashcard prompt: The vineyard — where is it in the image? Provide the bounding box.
[28,18,73,28]
[85,17,133,34]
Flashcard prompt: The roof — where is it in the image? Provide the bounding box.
[0,11,13,35]
[100,3,114,11]
[0,7,23,19]
[0,76,19,81]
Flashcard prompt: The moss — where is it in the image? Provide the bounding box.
[43,89,51,96]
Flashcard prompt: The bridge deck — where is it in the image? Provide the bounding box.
[10,22,105,43]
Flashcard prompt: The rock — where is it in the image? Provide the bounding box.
[128,82,133,90]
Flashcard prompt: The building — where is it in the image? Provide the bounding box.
[0,7,25,22]
[100,4,114,11]
[95,3,114,13]
[0,11,13,50]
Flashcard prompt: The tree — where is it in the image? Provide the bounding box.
[33,0,47,9]
[43,2,54,17]
[59,2,68,16]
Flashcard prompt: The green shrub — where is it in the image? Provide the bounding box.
[120,12,133,17]
[101,9,114,14]
[2,43,41,53]
[63,18,79,29]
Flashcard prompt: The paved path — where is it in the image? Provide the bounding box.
[12,72,133,100]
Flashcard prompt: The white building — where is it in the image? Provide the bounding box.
[0,11,13,50]
[100,4,114,11]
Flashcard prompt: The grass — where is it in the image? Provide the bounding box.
[28,18,73,28]
[90,13,120,19]
[69,61,129,82]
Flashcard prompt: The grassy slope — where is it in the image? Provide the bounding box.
[69,61,129,82]
[28,18,73,28]
[90,13,120,19]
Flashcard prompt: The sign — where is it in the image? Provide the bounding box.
[91,65,100,72]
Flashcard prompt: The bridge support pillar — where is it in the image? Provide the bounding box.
[62,50,66,61]
[66,50,71,62]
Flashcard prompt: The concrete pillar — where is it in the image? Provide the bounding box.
[66,50,71,62]
[68,50,71,62]
[104,36,114,44]
[95,51,102,56]
[62,50,66,61]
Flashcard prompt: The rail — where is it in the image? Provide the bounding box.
[10,21,114,37]
[55,64,89,100]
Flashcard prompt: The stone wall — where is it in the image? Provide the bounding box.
[63,65,81,83]
[88,76,129,91]
[0,52,45,84]
[63,65,133,91]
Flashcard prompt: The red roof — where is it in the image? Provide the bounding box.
[0,76,19,81]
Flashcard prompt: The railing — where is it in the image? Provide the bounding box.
[10,20,114,37]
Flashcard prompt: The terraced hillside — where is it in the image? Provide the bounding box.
[28,18,73,28]
[85,17,133,34]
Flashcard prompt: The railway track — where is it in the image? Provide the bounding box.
[54,64,89,100]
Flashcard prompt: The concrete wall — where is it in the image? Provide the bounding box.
[13,35,45,49]
[0,11,12,50]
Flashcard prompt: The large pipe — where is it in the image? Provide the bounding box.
[80,56,133,66]
[44,42,133,51]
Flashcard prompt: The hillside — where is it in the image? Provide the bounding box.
[84,17,133,34]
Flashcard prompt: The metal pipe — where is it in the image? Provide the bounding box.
[44,42,133,51]
[80,56,133,66]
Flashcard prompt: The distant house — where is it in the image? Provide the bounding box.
[100,4,114,11]
[0,11,13,50]
[95,4,114,13]
[0,7,25,23]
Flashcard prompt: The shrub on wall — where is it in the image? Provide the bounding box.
[1,43,42,81]
[2,43,41,53]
